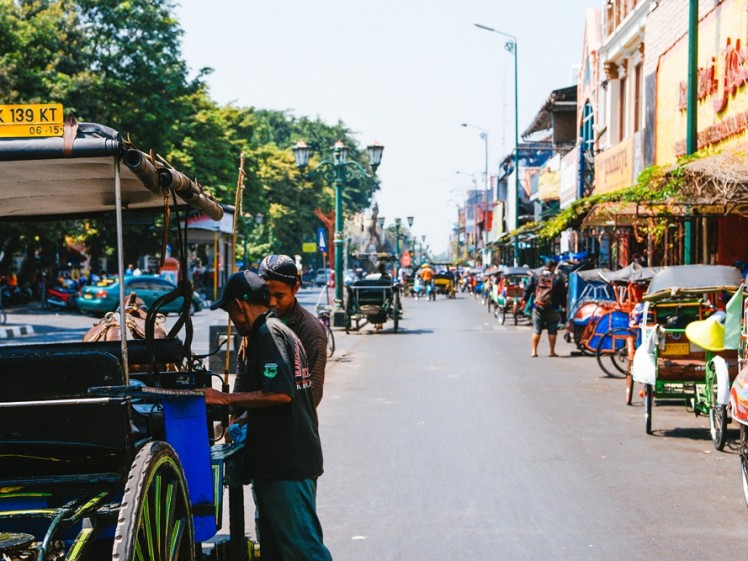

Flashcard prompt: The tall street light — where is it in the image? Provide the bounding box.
[394,218,402,256]
[460,123,489,258]
[293,140,384,323]
[475,23,519,265]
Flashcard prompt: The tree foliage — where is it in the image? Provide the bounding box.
[0,0,379,276]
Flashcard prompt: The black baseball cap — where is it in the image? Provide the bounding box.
[210,270,270,310]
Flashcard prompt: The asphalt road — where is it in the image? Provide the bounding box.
[5,288,748,559]
[317,291,748,561]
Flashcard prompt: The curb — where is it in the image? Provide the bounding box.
[0,325,35,339]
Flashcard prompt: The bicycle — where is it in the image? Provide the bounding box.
[316,304,335,358]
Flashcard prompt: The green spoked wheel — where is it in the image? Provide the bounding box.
[113,441,195,561]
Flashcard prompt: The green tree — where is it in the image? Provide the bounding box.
[0,0,380,276]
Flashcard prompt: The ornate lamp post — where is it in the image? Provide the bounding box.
[461,123,489,257]
[377,216,385,251]
[475,23,519,265]
[394,218,402,256]
[293,140,384,322]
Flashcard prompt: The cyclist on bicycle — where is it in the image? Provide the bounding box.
[258,254,328,407]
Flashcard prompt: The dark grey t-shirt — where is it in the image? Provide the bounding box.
[234,311,323,480]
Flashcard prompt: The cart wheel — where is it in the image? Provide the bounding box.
[740,426,748,508]
[113,441,195,561]
[595,329,628,378]
[644,383,654,435]
[625,373,634,405]
[710,404,728,451]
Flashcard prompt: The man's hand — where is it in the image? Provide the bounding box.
[200,387,231,406]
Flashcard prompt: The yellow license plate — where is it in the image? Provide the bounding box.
[661,342,691,356]
[0,103,64,138]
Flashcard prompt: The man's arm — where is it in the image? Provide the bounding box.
[202,387,291,408]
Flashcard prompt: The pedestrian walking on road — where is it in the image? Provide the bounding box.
[201,271,333,561]
[523,259,566,357]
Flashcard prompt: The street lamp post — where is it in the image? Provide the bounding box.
[407,216,415,258]
[475,23,519,265]
[394,218,402,256]
[294,140,384,323]
[461,123,489,259]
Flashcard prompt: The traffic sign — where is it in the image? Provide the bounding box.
[302,242,317,253]
[317,227,327,251]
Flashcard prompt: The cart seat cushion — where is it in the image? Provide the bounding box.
[656,358,706,381]
[0,350,123,401]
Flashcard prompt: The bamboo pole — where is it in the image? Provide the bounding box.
[224,153,246,387]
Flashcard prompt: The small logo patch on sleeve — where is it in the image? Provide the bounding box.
[263,363,279,378]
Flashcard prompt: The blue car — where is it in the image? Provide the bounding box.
[77,274,203,316]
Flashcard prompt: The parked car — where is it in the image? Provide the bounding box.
[315,268,330,287]
[301,270,315,285]
[76,274,203,316]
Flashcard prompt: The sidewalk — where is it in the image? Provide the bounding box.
[0,324,35,339]
[0,301,73,340]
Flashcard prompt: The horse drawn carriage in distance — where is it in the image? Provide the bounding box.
[0,115,255,560]
[344,253,401,333]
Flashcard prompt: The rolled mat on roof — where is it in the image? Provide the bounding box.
[123,149,223,221]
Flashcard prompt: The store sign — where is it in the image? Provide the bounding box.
[559,147,579,209]
[595,136,633,194]
[656,0,748,163]
[538,168,560,202]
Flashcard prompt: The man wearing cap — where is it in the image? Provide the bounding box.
[201,271,332,561]
[522,259,566,357]
[258,254,328,407]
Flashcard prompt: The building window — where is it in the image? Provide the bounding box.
[634,63,642,133]
[619,75,627,141]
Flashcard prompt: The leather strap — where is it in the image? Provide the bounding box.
[62,115,79,156]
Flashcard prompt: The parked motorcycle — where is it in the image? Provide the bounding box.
[46,285,79,310]
[1,282,33,307]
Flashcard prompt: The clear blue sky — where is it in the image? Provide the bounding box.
[175,0,596,254]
